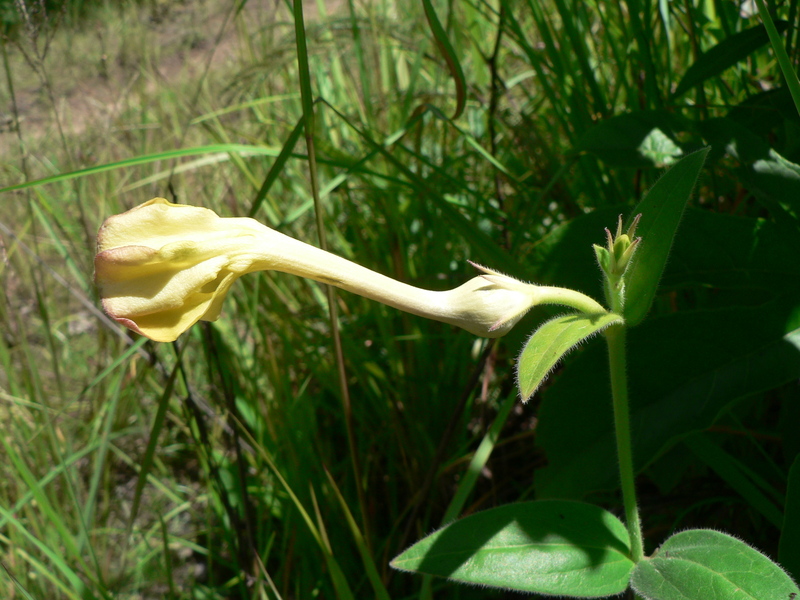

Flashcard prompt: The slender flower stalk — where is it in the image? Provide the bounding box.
[606,324,645,562]
[597,215,645,563]
[95,198,601,343]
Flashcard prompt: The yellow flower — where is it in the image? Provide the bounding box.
[95,198,549,342]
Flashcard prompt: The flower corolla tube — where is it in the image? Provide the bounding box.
[95,198,545,342]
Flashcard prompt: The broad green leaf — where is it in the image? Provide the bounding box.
[631,529,799,600]
[391,500,634,597]
[517,313,623,402]
[536,300,800,499]
[638,128,683,167]
[780,456,800,583]
[623,147,709,327]
[645,443,696,496]
[673,22,789,98]
[727,88,799,135]
[663,209,800,291]
[575,111,687,168]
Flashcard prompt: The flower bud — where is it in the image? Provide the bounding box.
[594,214,641,279]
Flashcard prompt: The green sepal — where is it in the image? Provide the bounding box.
[594,244,612,275]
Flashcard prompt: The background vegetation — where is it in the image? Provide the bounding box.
[1,0,798,598]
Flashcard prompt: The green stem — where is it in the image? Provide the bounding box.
[605,324,645,563]
[536,286,607,315]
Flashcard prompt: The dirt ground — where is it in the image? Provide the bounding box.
[1,0,342,159]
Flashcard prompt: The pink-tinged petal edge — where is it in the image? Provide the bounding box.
[101,298,146,337]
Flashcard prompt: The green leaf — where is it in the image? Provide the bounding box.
[638,128,684,167]
[726,88,800,135]
[623,147,709,327]
[780,455,800,583]
[673,22,789,98]
[645,443,696,496]
[391,500,634,597]
[517,313,623,402]
[575,110,687,168]
[631,529,800,600]
[662,209,800,291]
[536,300,800,499]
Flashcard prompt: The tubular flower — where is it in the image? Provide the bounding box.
[95,198,545,342]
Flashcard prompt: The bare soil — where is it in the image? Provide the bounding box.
[1,0,337,159]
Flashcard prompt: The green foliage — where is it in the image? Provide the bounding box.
[623,147,709,325]
[575,111,688,168]
[631,530,800,600]
[672,22,789,98]
[781,457,800,582]
[536,297,800,500]
[396,149,796,596]
[517,312,622,402]
[392,500,634,597]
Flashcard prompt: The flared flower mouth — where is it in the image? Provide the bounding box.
[95,198,554,342]
[95,199,273,341]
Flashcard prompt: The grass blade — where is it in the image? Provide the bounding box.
[0,144,281,195]
[421,0,466,119]
[324,470,391,600]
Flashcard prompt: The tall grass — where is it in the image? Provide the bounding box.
[0,0,797,598]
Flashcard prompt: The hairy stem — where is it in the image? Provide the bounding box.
[536,286,607,315]
[605,324,645,563]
